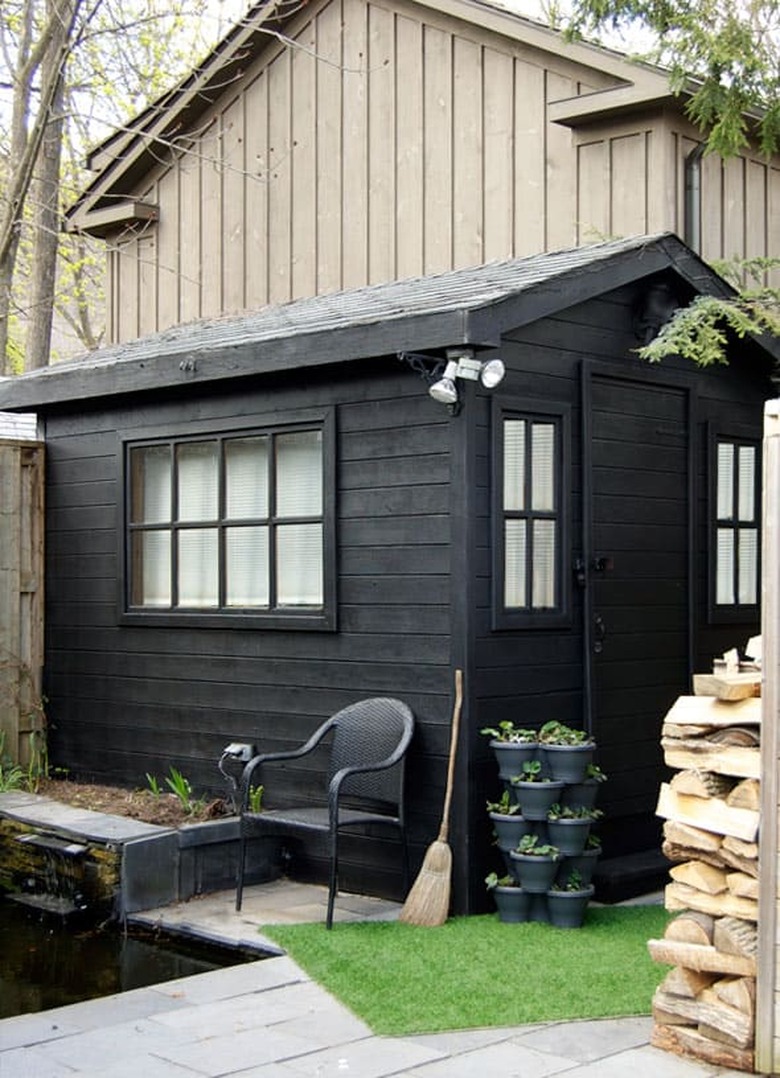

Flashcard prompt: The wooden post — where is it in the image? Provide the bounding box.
[0,442,21,758]
[0,440,44,767]
[757,398,780,1074]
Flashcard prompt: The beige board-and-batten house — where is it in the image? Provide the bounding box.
[67,0,780,341]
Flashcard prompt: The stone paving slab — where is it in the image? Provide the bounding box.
[160,1022,361,1077]
[0,1011,87,1052]
[536,1043,727,1078]
[405,1024,548,1054]
[32,1015,196,1072]
[0,983,193,1048]
[150,980,368,1040]
[514,1015,653,1062]
[277,1033,446,1078]
[1,1042,82,1077]
[0,793,171,841]
[78,1054,199,1078]
[148,955,305,1005]
[402,1034,581,1078]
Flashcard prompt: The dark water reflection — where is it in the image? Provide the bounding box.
[0,897,255,1019]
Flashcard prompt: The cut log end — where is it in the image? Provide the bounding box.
[651,1024,754,1073]
[664,911,715,945]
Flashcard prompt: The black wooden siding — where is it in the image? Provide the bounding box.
[42,360,459,902]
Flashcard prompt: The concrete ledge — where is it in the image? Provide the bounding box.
[0,794,281,918]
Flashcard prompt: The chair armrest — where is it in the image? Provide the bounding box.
[327,734,412,818]
[239,719,336,806]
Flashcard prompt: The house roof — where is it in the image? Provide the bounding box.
[66,0,672,236]
[2,233,773,412]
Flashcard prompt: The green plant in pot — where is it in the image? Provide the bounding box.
[538,721,595,784]
[485,871,531,923]
[481,721,540,784]
[509,833,560,893]
[546,868,595,928]
[562,763,607,812]
[509,760,565,821]
[487,790,532,854]
[546,803,602,856]
[555,833,602,889]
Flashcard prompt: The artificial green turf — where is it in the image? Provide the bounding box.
[263,905,670,1036]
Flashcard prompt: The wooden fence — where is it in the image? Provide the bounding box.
[0,439,45,768]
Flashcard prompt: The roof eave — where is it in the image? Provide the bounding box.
[0,311,481,412]
[549,84,679,126]
[66,200,159,238]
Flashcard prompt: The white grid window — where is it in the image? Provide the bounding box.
[129,427,325,614]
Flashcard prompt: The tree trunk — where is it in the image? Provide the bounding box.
[0,0,80,374]
[24,59,66,370]
[0,254,21,376]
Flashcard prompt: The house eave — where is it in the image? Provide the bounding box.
[66,201,159,238]
[549,84,679,126]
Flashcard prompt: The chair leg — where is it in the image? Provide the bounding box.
[236,820,246,912]
[326,829,339,930]
[400,824,410,895]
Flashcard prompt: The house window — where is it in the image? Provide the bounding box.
[125,419,334,628]
[712,435,760,618]
[494,403,569,628]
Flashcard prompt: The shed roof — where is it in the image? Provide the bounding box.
[0,233,769,411]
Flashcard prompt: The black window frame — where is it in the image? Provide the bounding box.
[492,398,571,630]
[708,424,760,625]
[118,408,336,631]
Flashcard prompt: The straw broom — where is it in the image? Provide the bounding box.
[399,667,463,927]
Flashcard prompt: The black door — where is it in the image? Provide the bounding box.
[584,366,692,856]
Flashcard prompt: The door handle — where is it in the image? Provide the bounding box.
[594,613,606,654]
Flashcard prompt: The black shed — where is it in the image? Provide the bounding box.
[1,233,776,912]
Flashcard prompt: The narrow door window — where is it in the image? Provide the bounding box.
[712,435,759,619]
[495,405,569,628]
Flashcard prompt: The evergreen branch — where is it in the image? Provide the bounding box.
[638,293,780,366]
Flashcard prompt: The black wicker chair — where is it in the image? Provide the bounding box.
[235,697,414,928]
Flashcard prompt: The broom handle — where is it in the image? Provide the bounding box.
[437,668,463,844]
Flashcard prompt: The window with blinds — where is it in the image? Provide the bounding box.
[494,403,569,629]
[125,421,333,627]
[712,434,760,620]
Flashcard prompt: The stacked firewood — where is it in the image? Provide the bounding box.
[648,670,761,1073]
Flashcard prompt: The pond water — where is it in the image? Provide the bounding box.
[0,897,258,1019]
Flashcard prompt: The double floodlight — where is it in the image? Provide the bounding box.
[428,348,506,408]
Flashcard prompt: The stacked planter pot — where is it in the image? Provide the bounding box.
[484,725,605,927]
